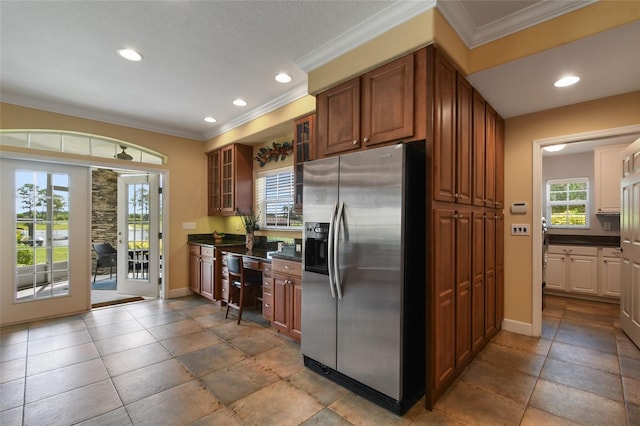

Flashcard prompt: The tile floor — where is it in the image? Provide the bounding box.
[1,294,639,425]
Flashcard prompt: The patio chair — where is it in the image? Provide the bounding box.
[93,242,117,282]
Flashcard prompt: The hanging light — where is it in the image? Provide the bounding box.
[115,145,133,160]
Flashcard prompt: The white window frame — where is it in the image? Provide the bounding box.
[546,177,590,229]
[255,166,301,230]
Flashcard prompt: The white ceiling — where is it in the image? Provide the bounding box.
[1,1,639,142]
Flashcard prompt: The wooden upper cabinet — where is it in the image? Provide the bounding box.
[317,78,361,156]
[456,75,472,205]
[293,114,315,214]
[431,48,457,203]
[361,54,414,147]
[472,90,486,207]
[316,51,421,158]
[208,143,253,216]
[495,114,504,210]
[484,104,497,208]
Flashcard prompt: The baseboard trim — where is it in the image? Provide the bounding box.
[168,287,193,298]
[502,318,533,336]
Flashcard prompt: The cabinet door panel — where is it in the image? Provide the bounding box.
[495,212,504,326]
[273,274,290,334]
[601,257,621,297]
[456,75,472,205]
[291,279,302,340]
[495,115,504,210]
[472,91,485,207]
[471,211,485,352]
[455,209,472,366]
[208,151,221,216]
[545,254,566,291]
[189,252,200,293]
[484,214,497,338]
[485,105,496,208]
[569,255,598,294]
[362,54,414,146]
[200,255,215,300]
[433,208,456,388]
[317,78,361,156]
[432,51,457,203]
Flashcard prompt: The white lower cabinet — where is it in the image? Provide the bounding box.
[546,245,598,295]
[600,247,622,297]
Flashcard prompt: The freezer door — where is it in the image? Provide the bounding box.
[336,144,405,399]
[301,156,339,369]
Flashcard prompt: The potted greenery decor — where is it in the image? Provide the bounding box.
[236,208,260,251]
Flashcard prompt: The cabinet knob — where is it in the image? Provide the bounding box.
[363,137,369,143]
[264,303,270,308]
[353,140,358,145]
[454,193,459,198]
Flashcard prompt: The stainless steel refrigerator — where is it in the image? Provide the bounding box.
[301,141,425,415]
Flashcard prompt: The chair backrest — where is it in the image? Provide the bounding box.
[93,242,117,256]
[226,254,243,276]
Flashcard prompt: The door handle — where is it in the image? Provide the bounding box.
[327,202,338,298]
[334,201,345,300]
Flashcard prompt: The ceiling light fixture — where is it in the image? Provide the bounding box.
[543,144,567,152]
[554,76,580,88]
[275,73,292,83]
[117,48,143,62]
[203,116,217,123]
[233,98,247,107]
[115,145,134,160]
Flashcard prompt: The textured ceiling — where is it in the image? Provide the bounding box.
[1,1,638,142]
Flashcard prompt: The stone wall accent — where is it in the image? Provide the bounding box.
[91,169,117,266]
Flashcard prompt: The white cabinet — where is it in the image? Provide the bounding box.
[594,144,627,214]
[546,245,598,295]
[600,247,622,297]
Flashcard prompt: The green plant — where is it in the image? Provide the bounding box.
[17,247,34,265]
[236,207,260,232]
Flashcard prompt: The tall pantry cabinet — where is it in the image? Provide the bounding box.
[313,44,504,409]
[425,46,505,407]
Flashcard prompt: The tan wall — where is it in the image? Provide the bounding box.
[504,91,640,324]
[0,102,208,294]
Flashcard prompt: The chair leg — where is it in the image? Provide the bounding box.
[94,264,98,282]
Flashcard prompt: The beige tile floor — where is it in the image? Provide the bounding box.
[1,294,639,425]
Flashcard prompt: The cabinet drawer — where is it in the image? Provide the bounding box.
[262,292,273,320]
[201,246,214,257]
[602,247,622,257]
[263,277,273,292]
[263,263,272,277]
[548,245,597,256]
[221,266,228,280]
[189,245,201,255]
[244,258,262,271]
[272,259,302,277]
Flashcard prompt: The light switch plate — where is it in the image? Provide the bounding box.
[511,223,530,235]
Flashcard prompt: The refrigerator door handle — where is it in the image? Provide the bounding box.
[327,202,338,298]
[334,201,345,300]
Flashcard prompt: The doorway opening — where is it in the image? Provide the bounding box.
[532,124,640,336]
[91,168,163,308]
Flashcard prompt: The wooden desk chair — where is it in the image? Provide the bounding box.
[225,254,261,324]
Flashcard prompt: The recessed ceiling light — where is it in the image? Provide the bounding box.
[543,144,567,152]
[233,98,247,107]
[117,48,143,62]
[203,116,217,123]
[275,73,292,83]
[554,76,580,88]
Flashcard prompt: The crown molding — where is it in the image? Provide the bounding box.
[296,0,436,72]
[204,82,309,140]
[438,0,597,48]
[1,91,205,141]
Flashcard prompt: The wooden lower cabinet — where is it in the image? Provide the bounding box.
[272,258,302,341]
[188,244,215,301]
[429,206,502,406]
[262,262,274,322]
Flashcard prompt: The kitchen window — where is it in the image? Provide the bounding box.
[255,167,302,229]
[546,177,590,228]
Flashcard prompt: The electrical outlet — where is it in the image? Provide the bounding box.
[511,223,530,235]
[182,222,196,230]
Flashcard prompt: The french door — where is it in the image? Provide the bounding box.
[116,174,160,297]
[0,159,90,325]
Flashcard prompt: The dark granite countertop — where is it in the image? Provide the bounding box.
[548,234,620,247]
[188,236,301,262]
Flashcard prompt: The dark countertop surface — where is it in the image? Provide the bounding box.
[188,240,301,262]
[548,234,620,247]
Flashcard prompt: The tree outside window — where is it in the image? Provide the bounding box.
[546,177,590,228]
